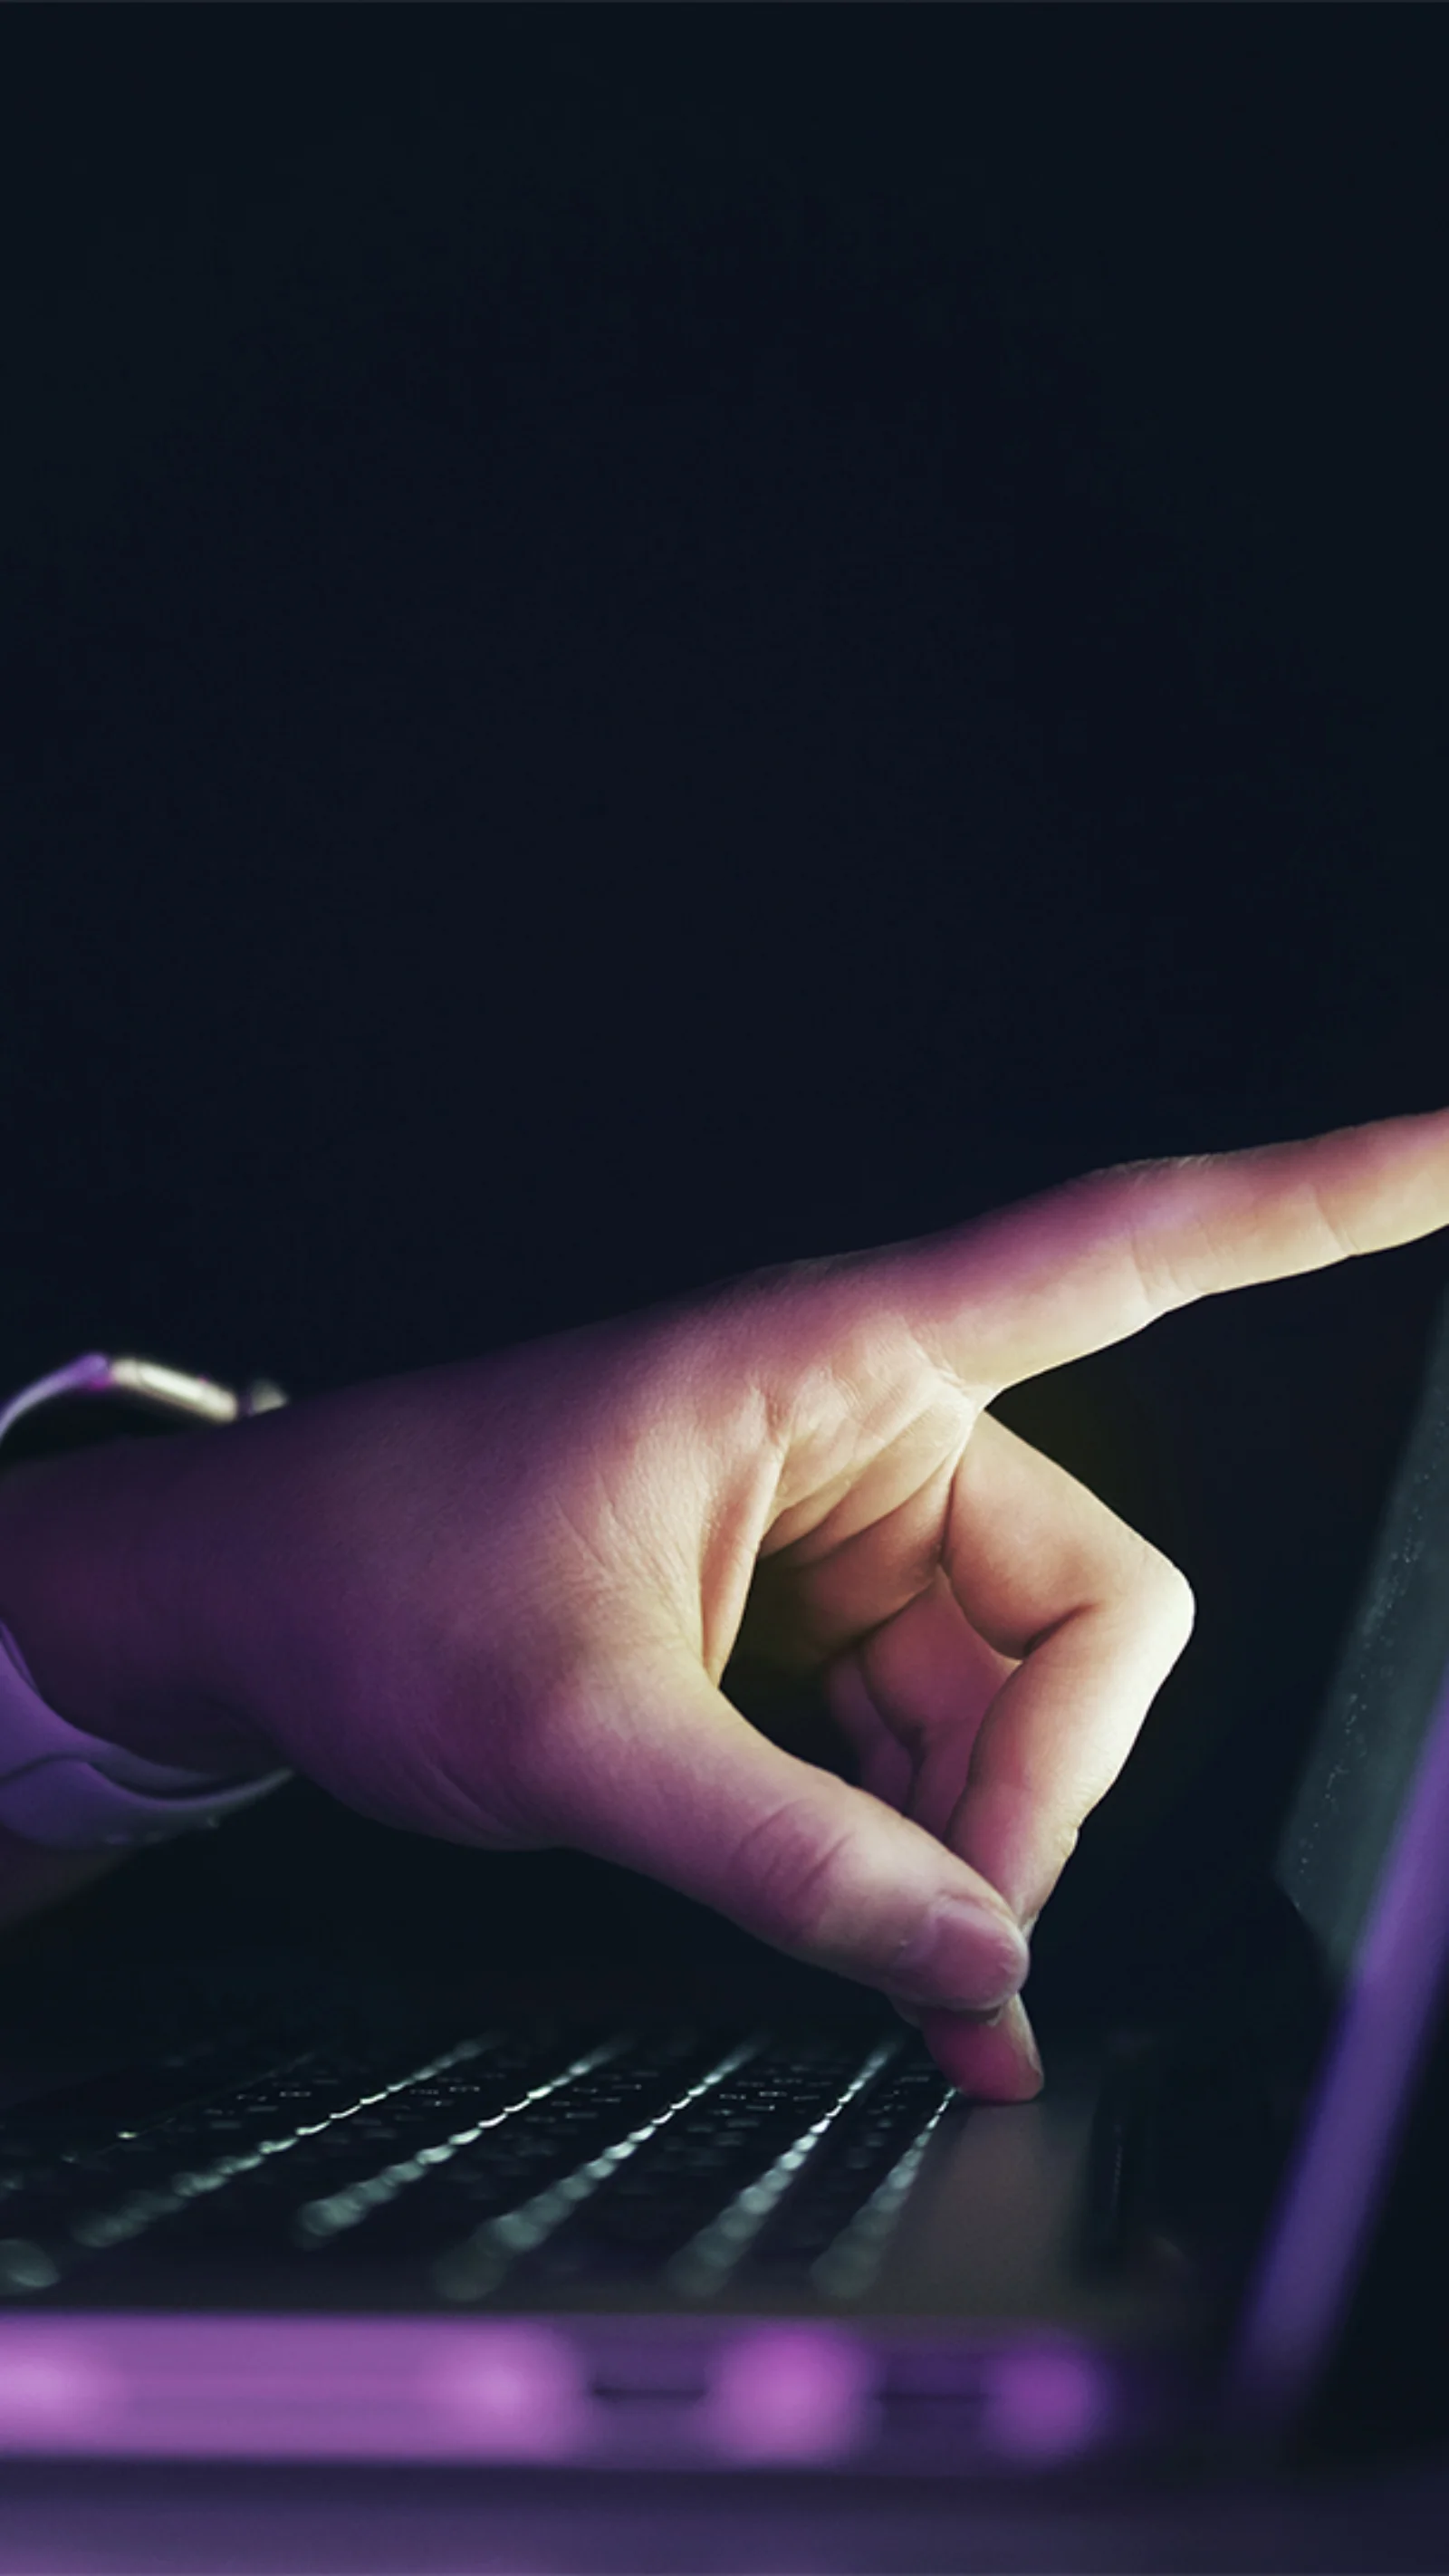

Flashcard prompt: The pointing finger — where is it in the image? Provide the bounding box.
[886,1107,1449,1392]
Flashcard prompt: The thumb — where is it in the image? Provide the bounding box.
[536,1650,1032,2014]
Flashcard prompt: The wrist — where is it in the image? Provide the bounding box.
[0,1435,279,1782]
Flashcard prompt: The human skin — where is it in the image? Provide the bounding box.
[2,1108,1448,2098]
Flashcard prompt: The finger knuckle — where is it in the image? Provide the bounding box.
[729,1795,861,1958]
[1131,1541,1196,1647]
[1306,1176,1367,1263]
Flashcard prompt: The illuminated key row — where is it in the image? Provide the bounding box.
[0,2027,954,2305]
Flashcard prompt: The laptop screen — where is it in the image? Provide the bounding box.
[1275,1277,1449,1984]
[1233,1272,1449,2427]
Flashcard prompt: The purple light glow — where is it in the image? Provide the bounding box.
[0,2318,586,2461]
[0,2337,117,2439]
[0,2314,1127,2469]
[426,2322,588,2457]
[704,2325,872,2462]
[982,2341,1113,2462]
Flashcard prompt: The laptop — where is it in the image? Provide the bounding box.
[1,1285,1449,2482]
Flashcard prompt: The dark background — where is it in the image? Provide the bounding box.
[1,6,1446,2016]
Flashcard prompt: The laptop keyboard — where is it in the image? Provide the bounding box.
[0,2024,955,2308]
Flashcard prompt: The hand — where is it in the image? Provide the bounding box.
[3,1107,1448,2095]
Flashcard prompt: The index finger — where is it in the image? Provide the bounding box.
[887,1108,1449,1391]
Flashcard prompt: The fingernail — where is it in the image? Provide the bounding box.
[890,1992,1006,2030]
[1006,1994,1044,2084]
[912,1994,1043,2100]
[889,1897,1030,2012]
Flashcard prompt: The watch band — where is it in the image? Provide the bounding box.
[0,1353,293,1852]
